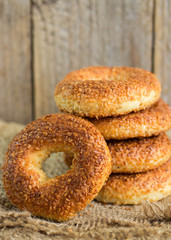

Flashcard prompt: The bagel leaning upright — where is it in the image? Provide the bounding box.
[54,66,161,118]
[3,113,112,222]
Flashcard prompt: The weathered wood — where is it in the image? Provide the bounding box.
[154,0,171,105]
[0,0,32,124]
[33,0,154,118]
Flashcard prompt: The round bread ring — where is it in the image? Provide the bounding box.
[64,133,171,173]
[55,66,161,118]
[96,159,171,205]
[90,99,171,140]
[3,113,112,222]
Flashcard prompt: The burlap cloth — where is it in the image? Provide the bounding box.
[0,120,170,240]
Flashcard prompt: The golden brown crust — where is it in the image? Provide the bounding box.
[55,66,161,118]
[90,99,171,140]
[108,133,171,173]
[3,113,112,222]
[96,159,171,204]
[64,133,171,173]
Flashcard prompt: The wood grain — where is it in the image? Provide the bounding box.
[0,0,32,124]
[32,0,154,118]
[154,0,171,105]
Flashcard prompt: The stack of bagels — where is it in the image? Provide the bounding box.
[55,66,171,205]
[3,66,171,222]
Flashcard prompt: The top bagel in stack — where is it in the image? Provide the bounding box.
[55,66,161,118]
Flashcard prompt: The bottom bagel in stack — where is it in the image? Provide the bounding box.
[96,159,171,204]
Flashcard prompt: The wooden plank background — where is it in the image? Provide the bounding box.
[0,0,32,124]
[154,0,171,104]
[0,0,170,124]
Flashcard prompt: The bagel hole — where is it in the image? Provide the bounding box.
[42,152,69,178]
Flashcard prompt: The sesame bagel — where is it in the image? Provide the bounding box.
[64,133,171,173]
[96,159,171,205]
[55,66,161,118]
[90,99,171,140]
[3,113,112,222]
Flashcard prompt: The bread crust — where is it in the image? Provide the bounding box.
[90,99,171,140]
[96,159,171,204]
[64,133,171,173]
[3,113,112,222]
[55,66,161,118]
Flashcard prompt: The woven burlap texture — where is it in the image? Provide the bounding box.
[0,120,170,240]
